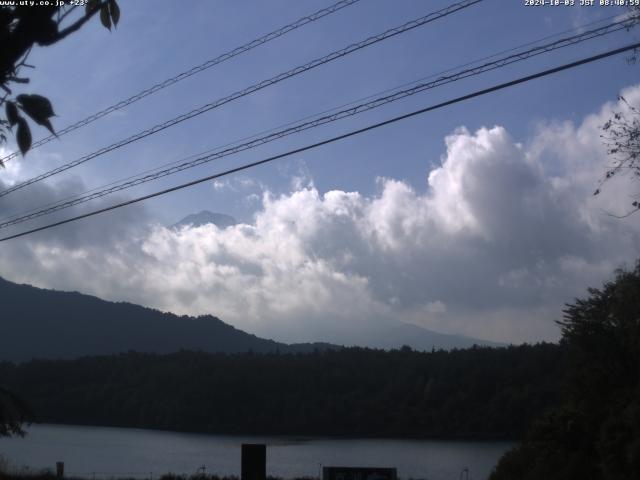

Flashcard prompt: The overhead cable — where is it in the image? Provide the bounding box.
[0,0,483,197]
[0,0,363,165]
[0,16,632,230]
[1,40,637,243]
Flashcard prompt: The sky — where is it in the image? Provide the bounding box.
[1,0,640,345]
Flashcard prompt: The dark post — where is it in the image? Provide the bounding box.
[55,462,64,479]
[241,444,266,480]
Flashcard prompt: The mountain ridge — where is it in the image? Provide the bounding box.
[0,276,501,362]
[0,276,334,362]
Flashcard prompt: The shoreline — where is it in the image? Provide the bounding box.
[17,422,520,444]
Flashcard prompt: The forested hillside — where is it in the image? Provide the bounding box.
[490,263,640,480]
[0,276,501,357]
[0,344,563,439]
[0,277,334,361]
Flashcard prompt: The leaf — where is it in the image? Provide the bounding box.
[100,4,111,30]
[16,117,32,156]
[16,94,56,135]
[17,94,55,119]
[85,0,100,15]
[109,0,120,27]
[5,101,19,127]
[39,117,56,136]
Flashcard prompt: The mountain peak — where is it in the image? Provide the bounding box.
[171,211,237,230]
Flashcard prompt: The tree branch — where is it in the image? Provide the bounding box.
[56,5,77,26]
[602,206,640,218]
[39,1,107,46]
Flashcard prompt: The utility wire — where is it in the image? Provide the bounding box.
[7,7,624,224]
[1,6,630,226]
[0,0,362,165]
[0,16,633,230]
[1,41,637,243]
[0,15,631,226]
[1,9,625,226]
[1,12,634,226]
[0,0,483,198]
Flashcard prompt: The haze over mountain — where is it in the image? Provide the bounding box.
[0,277,501,362]
[171,211,237,230]
[358,322,502,350]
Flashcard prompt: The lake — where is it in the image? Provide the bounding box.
[0,424,513,480]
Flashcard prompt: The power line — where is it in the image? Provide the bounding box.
[4,11,627,214]
[0,0,483,198]
[3,12,629,228]
[12,3,623,223]
[0,15,633,230]
[1,41,637,243]
[0,0,362,166]
[2,9,627,227]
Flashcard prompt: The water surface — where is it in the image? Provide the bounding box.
[0,424,512,480]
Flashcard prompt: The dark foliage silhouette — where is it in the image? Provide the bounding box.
[0,344,562,439]
[597,98,640,216]
[0,0,119,160]
[0,386,30,437]
[490,261,640,480]
[595,5,640,216]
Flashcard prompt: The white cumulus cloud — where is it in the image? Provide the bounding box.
[1,87,640,345]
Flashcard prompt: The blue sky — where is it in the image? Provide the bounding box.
[1,0,640,345]
[9,0,638,222]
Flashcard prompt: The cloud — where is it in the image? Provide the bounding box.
[1,88,640,345]
[212,179,230,191]
[0,154,152,295]
[212,176,261,192]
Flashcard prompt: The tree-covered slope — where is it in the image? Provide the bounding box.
[0,277,332,361]
[490,262,640,480]
[0,344,563,439]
